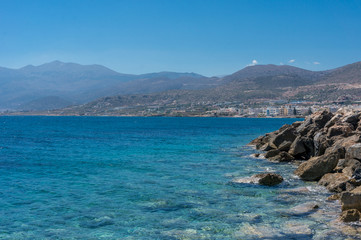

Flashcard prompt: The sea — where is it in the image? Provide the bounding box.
[0,116,358,240]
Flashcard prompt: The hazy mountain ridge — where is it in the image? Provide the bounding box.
[0,61,213,110]
[3,60,361,113]
[56,61,361,116]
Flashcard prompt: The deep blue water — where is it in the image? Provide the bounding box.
[0,117,354,239]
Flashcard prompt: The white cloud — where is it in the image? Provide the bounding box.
[313,61,320,65]
[280,62,284,65]
[247,59,258,66]
[288,59,295,63]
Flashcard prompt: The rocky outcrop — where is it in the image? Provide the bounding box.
[339,209,361,222]
[254,173,284,186]
[231,173,283,186]
[249,108,361,222]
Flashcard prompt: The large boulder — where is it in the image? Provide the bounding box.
[312,109,333,129]
[346,143,361,161]
[343,112,361,128]
[327,124,354,138]
[296,118,315,136]
[340,186,361,211]
[264,149,280,158]
[313,131,330,156]
[254,173,283,186]
[324,113,343,129]
[318,172,351,192]
[278,141,292,152]
[294,152,340,181]
[288,136,306,156]
[269,127,297,149]
[268,151,295,162]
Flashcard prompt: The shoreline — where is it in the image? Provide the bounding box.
[0,113,305,118]
[249,108,361,226]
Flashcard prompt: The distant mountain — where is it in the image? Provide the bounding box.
[55,61,361,116]
[0,61,214,110]
[319,61,361,84]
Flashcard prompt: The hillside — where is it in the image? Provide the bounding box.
[0,61,216,110]
[53,61,361,116]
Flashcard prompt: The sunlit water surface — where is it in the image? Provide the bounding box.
[0,117,358,239]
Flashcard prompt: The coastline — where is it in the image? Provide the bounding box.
[249,108,361,227]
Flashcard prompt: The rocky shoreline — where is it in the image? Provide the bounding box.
[249,108,361,223]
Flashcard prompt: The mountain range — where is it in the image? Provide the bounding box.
[1,60,361,114]
[0,61,219,110]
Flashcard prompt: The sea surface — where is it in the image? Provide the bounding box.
[0,117,358,239]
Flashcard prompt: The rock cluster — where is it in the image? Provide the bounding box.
[250,108,361,222]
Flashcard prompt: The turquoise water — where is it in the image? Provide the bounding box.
[0,117,355,239]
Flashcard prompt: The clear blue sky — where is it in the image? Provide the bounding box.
[0,0,361,76]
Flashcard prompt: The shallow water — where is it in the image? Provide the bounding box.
[0,116,359,239]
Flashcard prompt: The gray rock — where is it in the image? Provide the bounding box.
[278,141,292,152]
[346,143,361,161]
[343,112,361,127]
[264,149,280,158]
[324,113,343,129]
[289,136,306,156]
[296,117,313,135]
[268,151,295,162]
[259,143,274,151]
[269,127,297,149]
[313,109,333,129]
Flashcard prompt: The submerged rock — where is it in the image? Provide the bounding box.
[339,209,361,222]
[231,173,283,186]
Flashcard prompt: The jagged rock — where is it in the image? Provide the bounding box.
[346,143,361,160]
[313,131,329,156]
[288,136,306,156]
[327,124,354,138]
[269,127,297,149]
[318,172,350,192]
[231,173,284,186]
[336,158,361,174]
[296,117,314,135]
[268,151,295,162]
[264,149,280,158]
[341,188,361,211]
[312,109,333,129]
[302,137,315,158]
[249,136,263,146]
[339,209,361,222]
[278,141,292,152]
[294,152,340,181]
[327,194,340,201]
[291,121,303,128]
[351,168,361,184]
[343,112,361,127]
[254,173,283,186]
[259,143,274,151]
[324,113,343,129]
